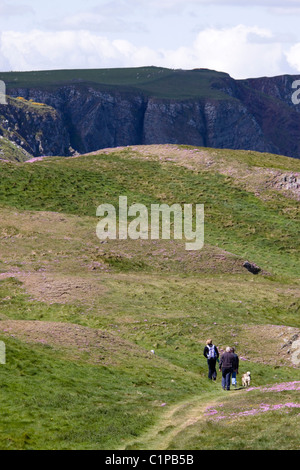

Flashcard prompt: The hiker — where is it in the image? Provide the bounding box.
[219,347,237,391]
[231,347,239,388]
[203,339,219,381]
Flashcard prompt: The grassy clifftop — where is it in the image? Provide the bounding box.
[0,67,233,100]
[0,145,299,449]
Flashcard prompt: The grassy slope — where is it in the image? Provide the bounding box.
[0,136,31,162]
[0,145,299,450]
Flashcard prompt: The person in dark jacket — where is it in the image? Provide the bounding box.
[203,339,219,381]
[219,347,237,390]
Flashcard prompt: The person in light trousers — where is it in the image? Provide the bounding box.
[231,347,239,387]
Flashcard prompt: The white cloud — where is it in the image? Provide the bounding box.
[1,30,123,70]
[0,25,294,78]
[286,43,300,72]
[161,25,285,77]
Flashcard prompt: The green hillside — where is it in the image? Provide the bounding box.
[0,145,299,450]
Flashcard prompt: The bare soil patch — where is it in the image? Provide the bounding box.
[16,272,106,305]
[227,324,300,368]
[0,320,150,366]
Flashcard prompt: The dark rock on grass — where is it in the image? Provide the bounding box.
[243,261,262,275]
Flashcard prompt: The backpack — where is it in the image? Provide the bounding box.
[207,344,217,359]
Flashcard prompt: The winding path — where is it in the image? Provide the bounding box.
[122,390,236,450]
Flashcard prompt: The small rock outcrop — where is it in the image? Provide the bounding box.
[243,261,262,275]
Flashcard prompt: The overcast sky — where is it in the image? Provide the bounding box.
[1,0,300,78]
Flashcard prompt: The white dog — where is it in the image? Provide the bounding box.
[242,371,251,387]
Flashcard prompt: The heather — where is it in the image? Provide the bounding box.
[165,382,300,450]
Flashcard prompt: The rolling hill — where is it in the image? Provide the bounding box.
[0,144,299,450]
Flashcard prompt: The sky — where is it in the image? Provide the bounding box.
[1,0,300,78]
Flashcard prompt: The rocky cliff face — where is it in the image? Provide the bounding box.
[0,96,70,157]
[2,69,300,159]
[236,75,300,160]
[6,87,147,154]
[142,97,274,153]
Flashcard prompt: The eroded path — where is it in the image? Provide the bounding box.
[122,390,234,450]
